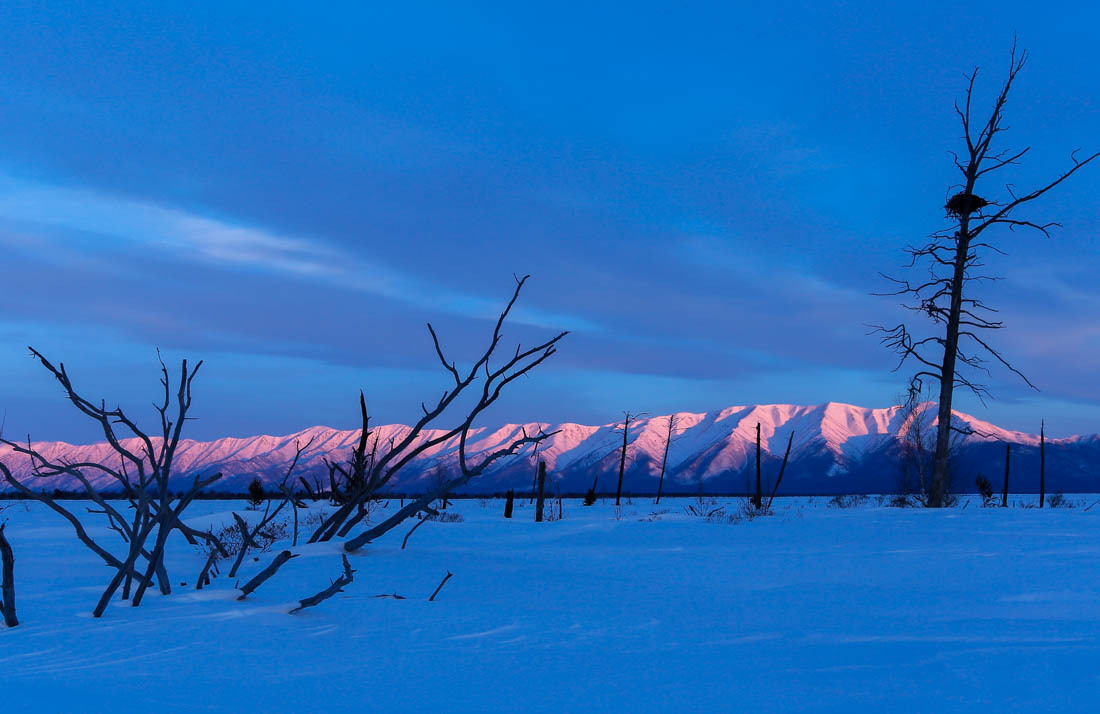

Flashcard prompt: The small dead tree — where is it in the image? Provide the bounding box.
[0,349,226,617]
[227,438,314,577]
[322,391,381,508]
[875,41,1098,508]
[894,393,969,505]
[753,423,763,509]
[655,414,680,505]
[614,411,645,506]
[1002,442,1011,507]
[303,275,567,552]
[763,431,795,512]
[528,438,541,504]
[1039,419,1046,508]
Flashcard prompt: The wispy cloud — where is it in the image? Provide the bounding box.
[0,173,598,331]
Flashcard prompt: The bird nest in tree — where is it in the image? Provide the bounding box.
[945,192,989,218]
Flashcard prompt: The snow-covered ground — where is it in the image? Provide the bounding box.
[2,495,1100,712]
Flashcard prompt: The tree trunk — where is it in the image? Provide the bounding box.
[656,441,670,505]
[0,524,17,627]
[504,489,514,518]
[929,232,972,507]
[1039,420,1046,508]
[753,423,763,509]
[615,421,628,506]
[534,461,547,522]
[1002,443,1010,507]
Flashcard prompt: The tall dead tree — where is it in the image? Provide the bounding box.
[1002,443,1011,507]
[614,411,644,506]
[655,414,679,505]
[876,42,1098,507]
[0,349,226,616]
[303,275,567,552]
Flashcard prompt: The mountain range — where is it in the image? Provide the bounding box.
[2,402,1097,495]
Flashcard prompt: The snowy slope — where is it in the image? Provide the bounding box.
[1,402,1096,494]
[4,498,1100,713]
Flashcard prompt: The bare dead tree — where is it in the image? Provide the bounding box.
[322,391,380,508]
[894,391,973,506]
[614,411,645,506]
[303,275,566,552]
[1039,419,1046,508]
[226,438,313,577]
[763,431,795,512]
[0,349,226,616]
[874,41,1098,507]
[0,523,16,627]
[1002,442,1011,507]
[753,423,763,509]
[655,414,680,505]
[528,439,541,504]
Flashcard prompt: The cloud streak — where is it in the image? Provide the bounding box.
[0,173,598,331]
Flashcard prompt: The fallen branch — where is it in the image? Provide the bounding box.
[237,550,298,601]
[289,555,355,614]
[401,505,439,550]
[428,570,454,602]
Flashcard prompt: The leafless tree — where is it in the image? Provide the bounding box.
[614,411,645,506]
[306,275,567,552]
[875,42,1098,507]
[1039,419,1046,508]
[655,414,680,504]
[222,438,315,577]
[894,389,971,506]
[0,349,226,616]
[763,431,794,512]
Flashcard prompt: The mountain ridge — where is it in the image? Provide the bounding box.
[2,402,1095,495]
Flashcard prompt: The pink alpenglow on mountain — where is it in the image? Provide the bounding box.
[2,403,1090,495]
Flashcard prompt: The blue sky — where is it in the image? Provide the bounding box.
[1,1,1098,442]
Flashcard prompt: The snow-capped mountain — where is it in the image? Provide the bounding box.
[1,402,1095,495]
